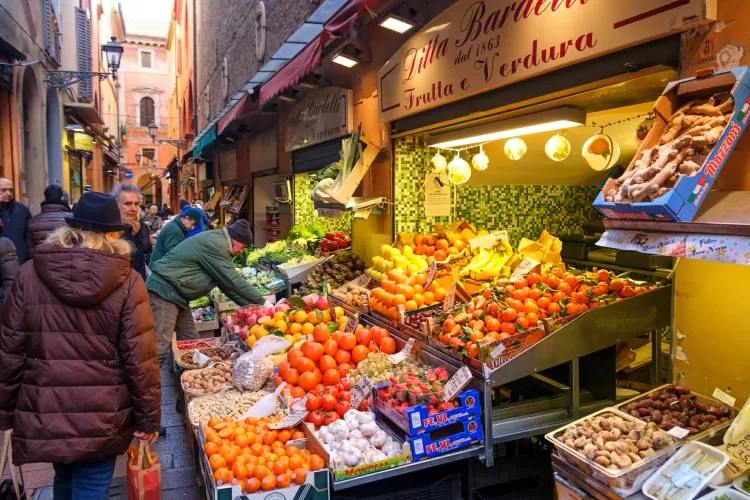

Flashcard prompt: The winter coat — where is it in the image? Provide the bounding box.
[0,245,160,465]
[142,214,164,234]
[0,200,31,264]
[146,228,264,309]
[149,217,187,266]
[0,237,18,314]
[121,220,151,280]
[26,201,71,250]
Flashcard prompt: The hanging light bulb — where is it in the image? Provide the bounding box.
[447,153,471,185]
[430,151,448,173]
[471,145,489,171]
[545,132,571,161]
[582,131,620,171]
[504,138,527,161]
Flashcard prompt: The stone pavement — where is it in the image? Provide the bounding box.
[1,365,202,499]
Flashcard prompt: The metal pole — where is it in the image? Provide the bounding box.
[569,358,580,420]
[482,382,494,467]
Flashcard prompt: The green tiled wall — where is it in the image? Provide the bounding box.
[395,137,600,245]
[294,174,353,232]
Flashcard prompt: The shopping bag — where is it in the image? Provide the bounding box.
[0,430,24,500]
[127,441,162,500]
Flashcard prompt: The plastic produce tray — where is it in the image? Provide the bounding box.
[545,408,682,497]
[642,441,729,500]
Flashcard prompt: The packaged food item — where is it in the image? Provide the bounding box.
[643,442,729,500]
[232,336,289,392]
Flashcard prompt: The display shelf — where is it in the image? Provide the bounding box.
[552,454,640,500]
[313,197,387,215]
[484,285,672,388]
[330,444,485,491]
[602,191,750,237]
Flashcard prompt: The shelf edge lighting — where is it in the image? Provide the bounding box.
[427,107,587,149]
[379,14,415,33]
[332,53,359,68]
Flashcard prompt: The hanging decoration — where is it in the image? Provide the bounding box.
[430,151,448,173]
[503,138,527,161]
[634,115,655,147]
[471,145,489,170]
[582,132,620,171]
[545,133,571,162]
[447,154,471,185]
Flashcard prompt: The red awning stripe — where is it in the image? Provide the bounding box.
[217,93,258,134]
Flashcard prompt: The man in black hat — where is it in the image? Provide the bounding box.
[146,219,264,365]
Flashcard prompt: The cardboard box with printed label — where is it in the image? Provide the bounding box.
[593,66,750,222]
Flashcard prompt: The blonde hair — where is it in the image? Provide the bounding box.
[46,225,132,255]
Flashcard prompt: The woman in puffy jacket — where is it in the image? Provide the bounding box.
[0,219,19,314]
[0,192,161,499]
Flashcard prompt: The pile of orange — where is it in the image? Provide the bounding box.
[275,324,395,393]
[369,268,446,319]
[410,229,475,262]
[203,417,324,493]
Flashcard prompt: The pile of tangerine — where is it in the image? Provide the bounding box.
[203,416,324,493]
[369,269,447,319]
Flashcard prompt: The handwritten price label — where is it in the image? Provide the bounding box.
[268,411,308,430]
[389,338,415,364]
[344,314,360,333]
[350,376,373,410]
[290,393,312,412]
[510,258,540,281]
[442,283,457,312]
[713,388,737,407]
[490,343,506,359]
[425,260,437,289]
[360,275,372,288]
[443,366,472,402]
[397,304,406,321]
[667,426,690,439]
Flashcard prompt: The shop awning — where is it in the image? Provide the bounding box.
[0,36,26,61]
[192,122,217,159]
[64,102,104,126]
[217,89,259,134]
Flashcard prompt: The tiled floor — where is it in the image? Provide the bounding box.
[1,366,202,499]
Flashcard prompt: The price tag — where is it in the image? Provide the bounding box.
[490,343,506,359]
[344,313,359,333]
[350,376,373,410]
[469,231,509,251]
[723,435,750,472]
[713,388,737,407]
[443,366,472,402]
[425,260,437,289]
[397,304,406,321]
[510,257,540,281]
[290,393,312,412]
[268,411,308,430]
[310,293,320,304]
[442,283,457,312]
[389,338,415,364]
[322,280,329,296]
[360,275,372,288]
[667,426,691,439]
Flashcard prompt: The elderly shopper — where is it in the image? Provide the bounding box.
[27,185,71,250]
[148,208,201,267]
[0,220,18,314]
[146,219,265,364]
[112,183,151,279]
[142,204,164,234]
[0,178,31,264]
[0,192,161,499]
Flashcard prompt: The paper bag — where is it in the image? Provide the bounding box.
[127,441,162,500]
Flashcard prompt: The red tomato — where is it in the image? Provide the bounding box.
[320,394,337,412]
[307,411,324,427]
[323,412,339,426]
[335,400,351,417]
[305,396,321,412]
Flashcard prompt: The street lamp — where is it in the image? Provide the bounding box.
[44,37,124,88]
[149,120,187,148]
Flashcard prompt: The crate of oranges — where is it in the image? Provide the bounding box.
[199,416,330,499]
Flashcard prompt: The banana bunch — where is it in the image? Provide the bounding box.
[460,241,514,281]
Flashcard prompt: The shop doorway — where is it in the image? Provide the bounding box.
[137,172,162,207]
[21,67,44,210]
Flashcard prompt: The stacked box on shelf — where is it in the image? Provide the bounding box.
[373,384,484,461]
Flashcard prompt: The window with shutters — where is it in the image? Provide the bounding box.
[141,51,152,68]
[75,8,92,101]
[42,0,61,65]
[140,97,155,126]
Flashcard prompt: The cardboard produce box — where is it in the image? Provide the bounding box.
[594,66,750,221]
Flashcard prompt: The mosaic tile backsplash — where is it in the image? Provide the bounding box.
[395,137,601,246]
[294,174,353,233]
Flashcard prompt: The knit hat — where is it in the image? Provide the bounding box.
[226,219,252,245]
[181,208,202,224]
[66,192,128,232]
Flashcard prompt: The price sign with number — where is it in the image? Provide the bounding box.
[443,366,472,402]
[290,393,312,412]
[350,376,373,409]
[268,411,309,430]
[425,260,437,289]
[344,314,359,333]
[713,388,737,407]
[442,283,457,312]
[388,338,415,364]
[510,258,540,281]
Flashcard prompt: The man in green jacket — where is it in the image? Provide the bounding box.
[146,219,264,365]
[149,208,201,266]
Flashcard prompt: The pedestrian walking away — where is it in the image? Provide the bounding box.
[0,219,19,315]
[146,219,265,365]
[113,183,152,280]
[0,192,160,500]
[0,178,31,264]
[26,185,72,251]
[148,207,201,266]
